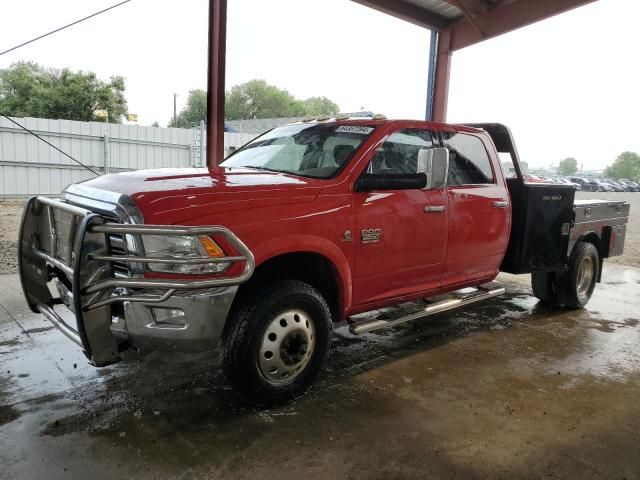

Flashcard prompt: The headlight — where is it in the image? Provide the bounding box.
[142,235,230,275]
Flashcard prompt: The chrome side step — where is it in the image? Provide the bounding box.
[348,282,505,335]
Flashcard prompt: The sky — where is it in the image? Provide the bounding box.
[1,0,638,171]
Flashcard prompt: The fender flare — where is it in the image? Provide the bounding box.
[570,230,604,282]
[251,234,353,315]
[571,230,603,256]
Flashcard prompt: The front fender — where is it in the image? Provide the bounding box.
[251,234,353,314]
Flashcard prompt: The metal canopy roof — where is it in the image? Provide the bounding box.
[352,0,596,51]
[204,0,599,166]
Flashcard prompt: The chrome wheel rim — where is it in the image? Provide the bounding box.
[577,255,594,297]
[258,309,315,385]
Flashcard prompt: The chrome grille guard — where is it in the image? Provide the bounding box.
[19,195,255,366]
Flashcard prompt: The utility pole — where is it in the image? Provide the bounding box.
[173,93,178,127]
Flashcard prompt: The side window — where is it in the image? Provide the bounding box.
[366,128,433,175]
[442,132,494,185]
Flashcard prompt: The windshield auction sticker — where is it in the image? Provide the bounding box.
[336,125,374,134]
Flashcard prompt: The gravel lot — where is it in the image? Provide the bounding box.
[0,200,22,275]
[0,191,638,275]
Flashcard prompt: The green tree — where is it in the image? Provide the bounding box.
[302,96,339,116]
[224,79,340,120]
[0,62,127,123]
[603,151,640,180]
[169,80,342,126]
[557,157,578,175]
[225,79,305,120]
[168,89,207,128]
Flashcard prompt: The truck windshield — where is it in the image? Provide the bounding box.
[220,123,375,178]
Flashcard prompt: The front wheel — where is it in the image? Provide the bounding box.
[556,242,600,309]
[222,279,332,406]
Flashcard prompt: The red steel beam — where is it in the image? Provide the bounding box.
[447,0,486,37]
[448,0,597,51]
[352,0,449,30]
[206,0,227,168]
[439,0,491,16]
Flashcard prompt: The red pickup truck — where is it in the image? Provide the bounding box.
[19,119,630,405]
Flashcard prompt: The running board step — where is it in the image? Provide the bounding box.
[348,282,505,335]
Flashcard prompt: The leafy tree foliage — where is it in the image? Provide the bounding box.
[557,157,578,175]
[301,96,339,117]
[225,80,303,120]
[0,62,127,123]
[168,89,207,128]
[604,151,640,181]
[169,81,341,127]
[224,79,340,120]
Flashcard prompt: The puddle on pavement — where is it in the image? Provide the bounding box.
[547,316,640,380]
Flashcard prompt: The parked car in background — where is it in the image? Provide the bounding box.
[604,179,626,192]
[598,180,617,191]
[540,176,559,183]
[569,177,598,191]
[593,179,614,192]
[555,178,581,190]
[619,179,640,192]
[526,174,559,184]
[525,174,546,183]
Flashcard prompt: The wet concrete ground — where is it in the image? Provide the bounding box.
[1,265,639,480]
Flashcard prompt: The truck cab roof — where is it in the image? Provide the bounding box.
[285,117,485,134]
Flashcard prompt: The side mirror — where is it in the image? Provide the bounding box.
[417,147,449,189]
[355,173,427,192]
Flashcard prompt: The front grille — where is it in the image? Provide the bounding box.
[51,208,78,266]
[108,234,130,278]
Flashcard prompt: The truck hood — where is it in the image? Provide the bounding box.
[73,167,324,224]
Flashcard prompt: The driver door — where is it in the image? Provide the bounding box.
[352,128,448,307]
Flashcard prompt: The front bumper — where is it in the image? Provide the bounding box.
[19,194,254,366]
[116,286,238,351]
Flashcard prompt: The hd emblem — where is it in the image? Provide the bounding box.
[361,228,382,244]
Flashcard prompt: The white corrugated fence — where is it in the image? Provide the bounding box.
[0,116,256,197]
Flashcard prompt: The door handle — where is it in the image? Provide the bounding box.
[424,205,445,213]
[492,201,509,208]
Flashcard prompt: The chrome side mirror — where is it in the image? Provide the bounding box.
[417,147,449,189]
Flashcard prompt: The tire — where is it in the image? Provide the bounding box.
[222,279,332,407]
[531,271,559,305]
[556,242,599,309]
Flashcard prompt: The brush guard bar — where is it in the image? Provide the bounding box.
[18,196,255,366]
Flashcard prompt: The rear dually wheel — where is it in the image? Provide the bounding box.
[556,241,600,309]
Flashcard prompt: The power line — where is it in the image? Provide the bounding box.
[0,114,99,176]
[0,0,133,57]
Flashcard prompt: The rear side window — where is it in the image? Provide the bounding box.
[442,132,494,185]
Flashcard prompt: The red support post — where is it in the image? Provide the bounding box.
[431,28,452,123]
[206,0,227,168]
